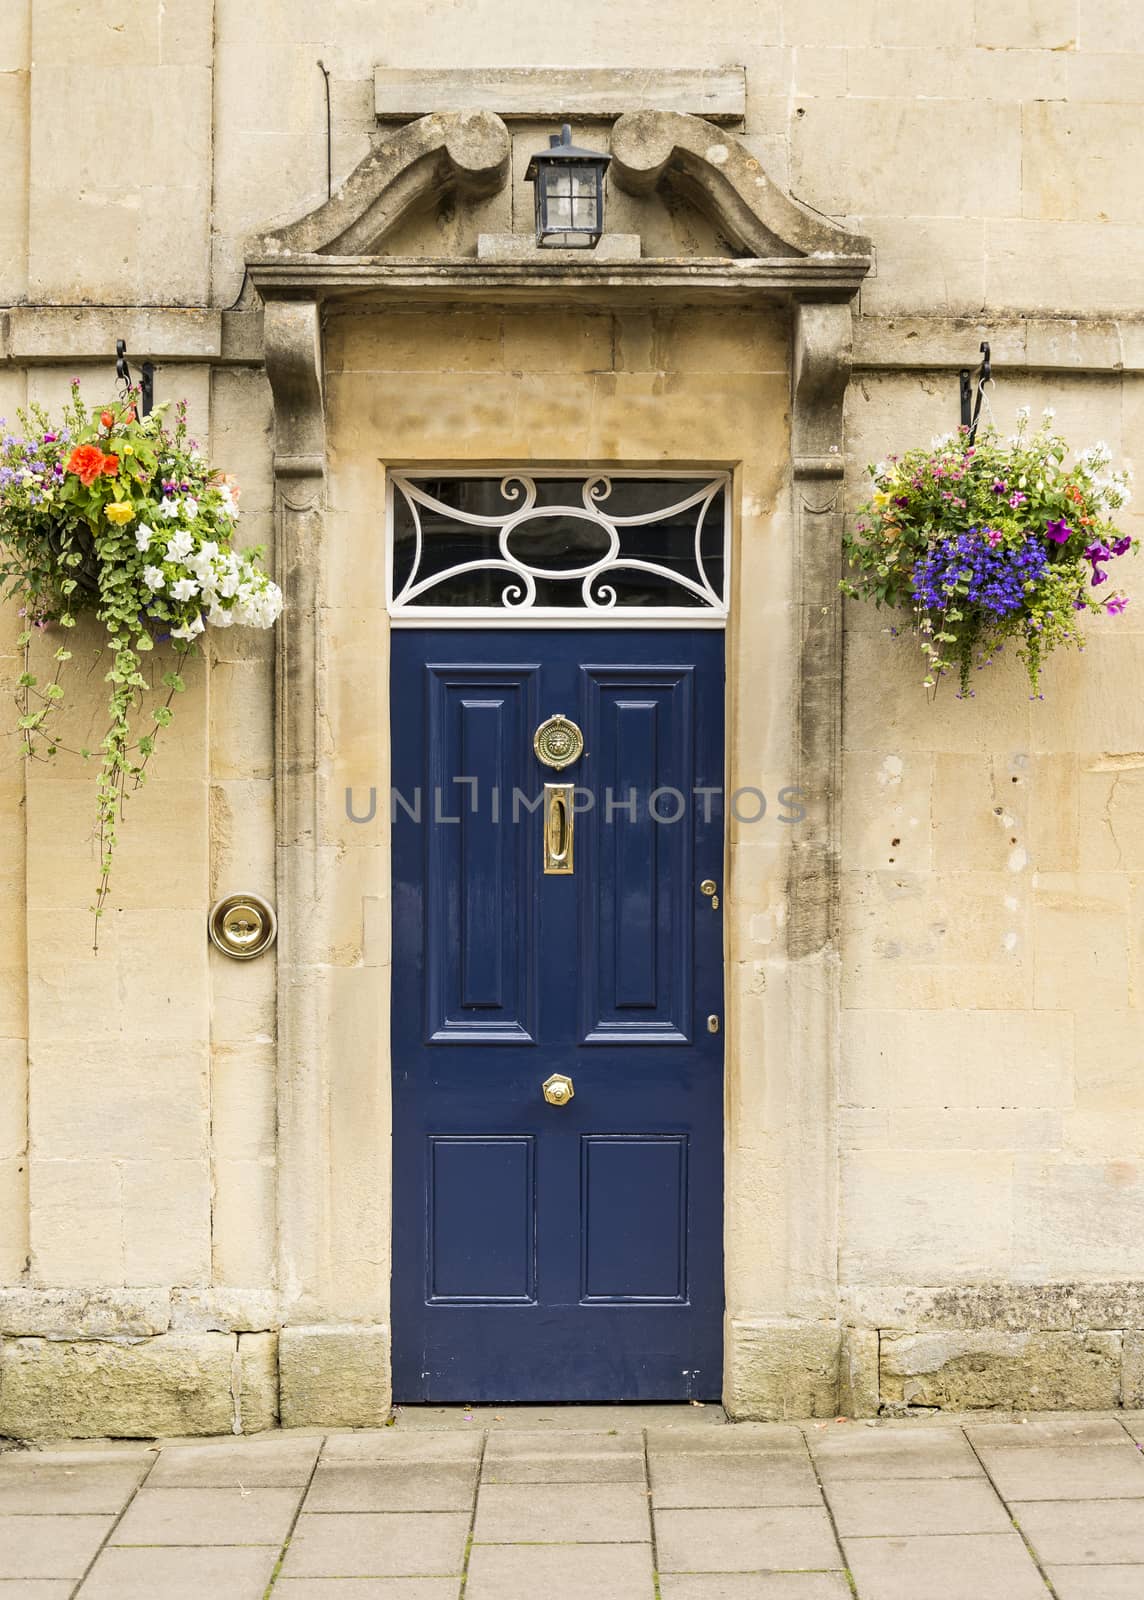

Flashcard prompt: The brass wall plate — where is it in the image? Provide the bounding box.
[208,893,278,961]
[533,713,584,770]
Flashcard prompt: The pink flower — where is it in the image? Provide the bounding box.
[1107,595,1129,615]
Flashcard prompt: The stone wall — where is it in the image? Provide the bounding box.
[0,1,1143,1431]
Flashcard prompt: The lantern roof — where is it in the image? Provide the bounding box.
[524,123,612,182]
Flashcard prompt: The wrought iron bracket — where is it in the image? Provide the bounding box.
[959,340,991,444]
[115,339,154,416]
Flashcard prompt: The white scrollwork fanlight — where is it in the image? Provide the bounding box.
[388,473,729,624]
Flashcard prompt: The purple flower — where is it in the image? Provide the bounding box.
[1107,595,1129,615]
[42,432,57,444]
[992,479,1007,494]
[1111,536,1131,557]
[1085,543,1112,563]
[893,495,910,508]
[985,528,1003,547]
[912,530,1049,618]
[1091,567,1109,586]
[1009,491,1028,508]
[1045,518,1072,544]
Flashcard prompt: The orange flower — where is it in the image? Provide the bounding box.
[66,444,107,487]
[101,454,119,475]
[1065,484,1084,504]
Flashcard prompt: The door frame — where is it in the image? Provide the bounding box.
[252,107,868,1422]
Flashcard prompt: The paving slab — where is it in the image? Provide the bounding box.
[320,1433,483,1464]
[394,1405,724,1431]
[274,1584,461,1598]
[146,1435,322,1487]
[0,1516,114,1580]
[649,1452,822,1508]
[0,1459,147,1514]
[659,1578,852,1600]
[305,1463,477,1512]
[281,1512,470,1579]
[805,1425,982,1482]
[464,1541,655,1600]
[1013,1498,1144,1564]
[842,1531,1050,1600]
[647,1425,805,1455]
[481,1428,644,1482]
[0,1585,75,1600]
[75,1544,278,1599]
[963,1417,1130,1450]
[110,1483,302,1545]
[977,1442,1144,1500]
[824,1477,1012,1536]
[1047,1566,1144,1599]
[654,1506,841,1573]
[1119,1412,1144,1445]
[473,1480,651,1542]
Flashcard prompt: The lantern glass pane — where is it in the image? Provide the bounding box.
[571,197,598,229]
[572,169,597,197]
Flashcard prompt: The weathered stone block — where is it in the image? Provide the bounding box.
[1122,1330,1144,1408]
[0,1333,237,1438]
[170,1287,278,1333]
[879,1329,1123,1411]
[238,1331,279,1433]
[839,1326,880,1417]
[278,1324,391,1429]
[0,1287,169,1339]
[724,1319,841,1420]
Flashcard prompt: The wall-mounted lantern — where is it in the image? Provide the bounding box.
[524,123,611,250]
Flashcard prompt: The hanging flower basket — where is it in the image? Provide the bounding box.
[841,409,1135,698]
[0,383,283,944]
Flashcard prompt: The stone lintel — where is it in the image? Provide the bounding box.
[477,232,642,263]
[374,66,747,126]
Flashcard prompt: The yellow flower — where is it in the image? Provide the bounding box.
[872,490,891,510]
[123,445,135,456]
[105,502,135,525]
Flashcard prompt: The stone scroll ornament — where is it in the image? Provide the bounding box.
[841,409,1135,698]
[0,384,283,945]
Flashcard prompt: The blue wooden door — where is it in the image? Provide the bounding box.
[391,629,724,1401]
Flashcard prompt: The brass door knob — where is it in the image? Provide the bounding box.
[542,1073,575,1106]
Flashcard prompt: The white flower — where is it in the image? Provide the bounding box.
[217,484,238,520]
[171,576,200,602]
[143,565,165,591]
[158,497,180,519]
[206,603,235,628]
[171,613,205,641]
[216,554,241,598]
[165,530,193,562]
[233,577,283,629]
[135,524,154,552]
[1016,405,1031,420]
[182,496,199,520]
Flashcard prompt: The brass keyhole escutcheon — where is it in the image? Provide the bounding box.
[534,714,584,771]
[700,878,720,910]
[542,1073,575,1106]
[208,893,277,961]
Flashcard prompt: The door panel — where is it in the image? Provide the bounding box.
[392,628,724,1402]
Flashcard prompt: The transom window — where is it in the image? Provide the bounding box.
[387,472,730,626]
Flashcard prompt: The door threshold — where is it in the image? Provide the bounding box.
[390,1403,729,1430]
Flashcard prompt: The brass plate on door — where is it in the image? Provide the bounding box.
[544,783,574,874]
[533,713,584,770]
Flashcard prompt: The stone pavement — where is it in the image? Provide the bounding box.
[2,1406,1144,1598]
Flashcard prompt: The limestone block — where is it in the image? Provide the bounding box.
[975,0,1076,48]
[0,1036,27,1161]
[170,1288,278,1333]
[28,65,213,304]
[211,1043,277,1163]
[1077,765,1144,871]
[841,750,933,873]
[0,1332,236,1438]
[840,1149,1013,1284]
[858,216,986,318]
[1032,873,1129,1010]
[723,1319,841,1420]
[209,779,276,905]
[0,1287,168,1339]
[1023,103,1144,226]
[121,1158,211,1286]
[985,220,1144,316]
[29,1158,122,1287]
[847,43,1068,99]
[1027,755,1079,872]
[238,1331,279,1433]
[845,1280,1144,1333]
[209,659,274,782]
[792,98,1019,219]
[278,1324,391,1429]
[208,367,275,517]
[1073,1009,1144,1113]
[1123,1330,1144,1408]
[932,753,1030,873]
[0,69,29,303]
[1077,0,1140,52]
[783,0,972,45]
[879,1329,1123,1411]
[211,1158,276,1287]
[29,1036,209,1160]
[839,1326,880,1418]
[651,309,789,376]
[0,1155,28,1283]
[1068,52,1144,102]
[479,232,641,262]
[841,1007,1074,1110]
[1012,1158,1144,1278]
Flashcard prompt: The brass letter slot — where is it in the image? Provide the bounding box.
[544,782,574,874]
